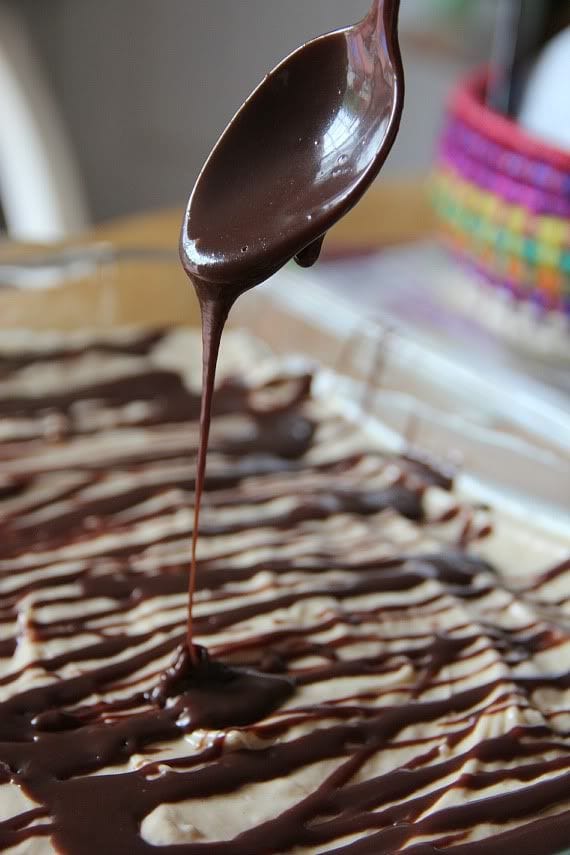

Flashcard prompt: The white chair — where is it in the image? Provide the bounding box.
[0,3,89,241]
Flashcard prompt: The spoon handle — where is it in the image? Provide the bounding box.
[369,0,400,31]
[366,0,402,63]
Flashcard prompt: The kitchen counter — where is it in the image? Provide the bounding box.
[0,180,433,329]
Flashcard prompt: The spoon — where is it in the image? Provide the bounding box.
[180,0,404,298]
[179,0,404,664]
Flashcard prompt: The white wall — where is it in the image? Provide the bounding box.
[16,0,484,222]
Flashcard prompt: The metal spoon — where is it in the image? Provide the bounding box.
[181,0,404,296]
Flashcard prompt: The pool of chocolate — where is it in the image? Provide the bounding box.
[0,327,568,853]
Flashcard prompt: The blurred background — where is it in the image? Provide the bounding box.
[1,0,498,237]
[0,0,568,503]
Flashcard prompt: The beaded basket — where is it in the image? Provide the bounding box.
[433,69,570,355]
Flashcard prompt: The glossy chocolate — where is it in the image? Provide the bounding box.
[2,0,568,845]
[180,0,404,667]
[181,0,404,292]
[0,330,568,852]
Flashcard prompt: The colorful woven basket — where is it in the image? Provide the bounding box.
[433,69,570,319]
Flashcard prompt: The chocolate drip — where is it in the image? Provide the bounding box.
[151,643,294,729]
[187,294,235,657]
[295,235,326,268]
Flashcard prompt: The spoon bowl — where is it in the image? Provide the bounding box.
[181,0,403,293]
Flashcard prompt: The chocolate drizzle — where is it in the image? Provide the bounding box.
[150,643,294,730]
[0,329,568,853]
[186,293,235,662]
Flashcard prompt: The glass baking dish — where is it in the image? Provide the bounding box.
[0,243,197,329]
[0,241,568,853]
[0,241,568,519]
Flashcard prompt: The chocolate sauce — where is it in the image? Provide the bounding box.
[150,643,294,730]
[1,0,569,843]
[180,0,403,290]
[0,333,569,851]
[182,282,304,690]
[177,0,404,705]
[186,293,234,662]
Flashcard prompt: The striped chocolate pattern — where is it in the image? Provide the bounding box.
[0,328,568,853]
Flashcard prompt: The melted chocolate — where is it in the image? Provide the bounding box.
[0,333,568,853]
[180,0,403,291]
[1,0,569,838]
[150,643,294,730]
[186,294,234,662]
[175,0,405,722]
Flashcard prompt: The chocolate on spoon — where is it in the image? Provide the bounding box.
[181,0,404,300]
[176,0,404,679]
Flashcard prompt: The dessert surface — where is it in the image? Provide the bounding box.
[0,328,568,854]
